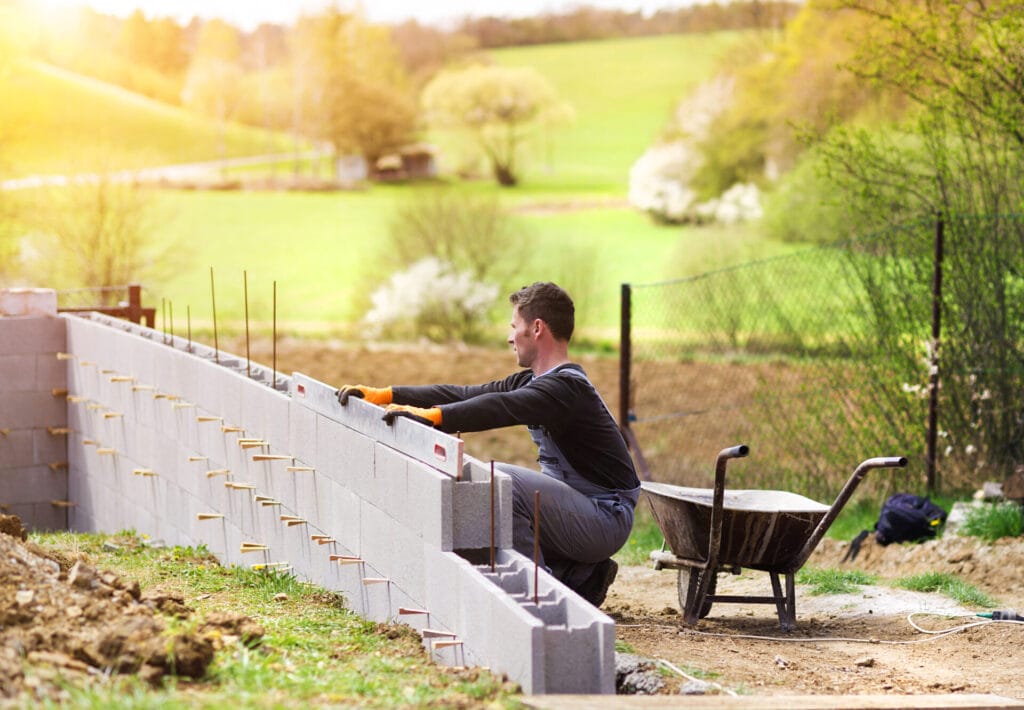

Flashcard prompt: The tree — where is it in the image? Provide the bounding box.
[814,0,1024,481]
[25,177,167,299]
[421,64,573,186]
[289,10,419,179]
[181,19,244,159]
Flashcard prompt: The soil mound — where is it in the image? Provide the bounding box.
[0,518,264,701]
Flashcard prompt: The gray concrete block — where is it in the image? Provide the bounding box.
[316,414,375,496]
[0,317,65,356]
[0,391,65,430]
[35,352,67,391]
[452,479,497,551]
[0,354,37,392]
[0,466,68,505]
[359,499,426,602]
[368,443,409,520]
[288,399,317,470]
[5,501,68,532]
[33,428,69,468]
[405,462,453,550]
[0,430,34,468]
[239,378,290,453]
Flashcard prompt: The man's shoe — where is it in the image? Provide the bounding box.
[577,559,618,608]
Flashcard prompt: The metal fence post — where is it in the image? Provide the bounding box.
[926,213,945,495]
[619,282,631,432]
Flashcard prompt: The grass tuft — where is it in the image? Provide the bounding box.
[796,567,877,595]
[961,502,1024,542]
[616,507,665,566]
[893,572,996,608]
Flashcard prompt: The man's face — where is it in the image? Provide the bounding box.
[508,307,538,369]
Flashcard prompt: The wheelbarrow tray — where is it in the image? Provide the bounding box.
[642,481,830,572]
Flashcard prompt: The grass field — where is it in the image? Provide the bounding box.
[0,60,293,179]
[444,32,744,191]
[4,30,801,336]
[145,188,797,335]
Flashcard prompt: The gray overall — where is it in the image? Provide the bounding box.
[496,368,641,591]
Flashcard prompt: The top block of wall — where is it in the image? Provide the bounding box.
[1,288,57,318]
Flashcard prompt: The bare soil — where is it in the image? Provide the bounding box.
[255,339,1024,701]
[0,516,263,702]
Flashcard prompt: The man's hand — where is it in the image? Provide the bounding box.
[382,404,442,428]
[336,385,392,406]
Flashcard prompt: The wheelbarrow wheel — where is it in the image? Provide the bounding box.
[677,568,717,619]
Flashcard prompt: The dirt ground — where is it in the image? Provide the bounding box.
[255,338,1024,701]
[0,516,263,701]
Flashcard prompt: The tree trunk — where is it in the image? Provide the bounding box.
[493,164,518,187]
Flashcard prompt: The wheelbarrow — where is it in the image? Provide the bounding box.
[642,445,907,631]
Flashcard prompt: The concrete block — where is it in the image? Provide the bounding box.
[32,428,68,468]
[239,378,290,453]
[405,462,453,550]
[316,415,374,496]
[0,355,37,392]
[359,500,426,602]
[0,316,64,355]
[368,443,409,520]
[0,392,65,430]
[0,430,34,468]
[0,466,68,505]
[5,501,67,532]
[288,399,317,470]
[0,288,57,317]
[452,479,498,551]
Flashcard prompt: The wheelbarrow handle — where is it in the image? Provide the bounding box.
[790,455,908,571]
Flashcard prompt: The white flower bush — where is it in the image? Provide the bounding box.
[364,258,499,343]
[627,142,700,223]
[694,183,764,224]
[627,74,763,225]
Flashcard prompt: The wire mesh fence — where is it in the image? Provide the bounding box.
[622,214,1024,500]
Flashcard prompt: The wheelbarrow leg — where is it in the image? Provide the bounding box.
[769,572,797,632]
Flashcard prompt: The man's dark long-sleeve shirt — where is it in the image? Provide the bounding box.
[391,364,640,492]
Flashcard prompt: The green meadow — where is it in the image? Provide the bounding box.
[6,30,807,335]
[0,60,292,178]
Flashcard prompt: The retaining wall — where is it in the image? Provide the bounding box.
[0,304,615,695]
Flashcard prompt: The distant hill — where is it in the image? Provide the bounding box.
[0,60,293,179]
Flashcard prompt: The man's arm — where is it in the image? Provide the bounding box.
[391,371,530,408]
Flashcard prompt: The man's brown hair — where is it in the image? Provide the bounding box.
[509,282,574,341]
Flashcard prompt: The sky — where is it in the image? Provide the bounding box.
[39,0,695,30]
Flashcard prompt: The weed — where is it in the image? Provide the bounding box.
[894,572,996,608]
[961,502,1024,542]
[796,567,877,595]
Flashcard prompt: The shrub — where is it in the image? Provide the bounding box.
[363,258,498,343]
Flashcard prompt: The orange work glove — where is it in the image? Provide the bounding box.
[336,385,392,406]
[382,404,442,428]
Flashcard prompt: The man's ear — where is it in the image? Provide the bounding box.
[533,319,544,336]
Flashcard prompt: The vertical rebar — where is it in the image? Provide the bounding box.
[168,302,174,346]
[244,270,251,379]
[272,280,277,390]
[533,490,540,605]
[161,298,167,344]
[926,214,945,495]
[210,267,220,364]
[490,460,496,573]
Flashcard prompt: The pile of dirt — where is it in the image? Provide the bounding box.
[0,515,263,701]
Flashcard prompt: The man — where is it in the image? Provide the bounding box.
[337,282,640,607]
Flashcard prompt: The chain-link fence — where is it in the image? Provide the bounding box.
[621,215,1024,500]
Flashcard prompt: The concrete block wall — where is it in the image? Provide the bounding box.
[42,311,614,694]
[0,304,70,531]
